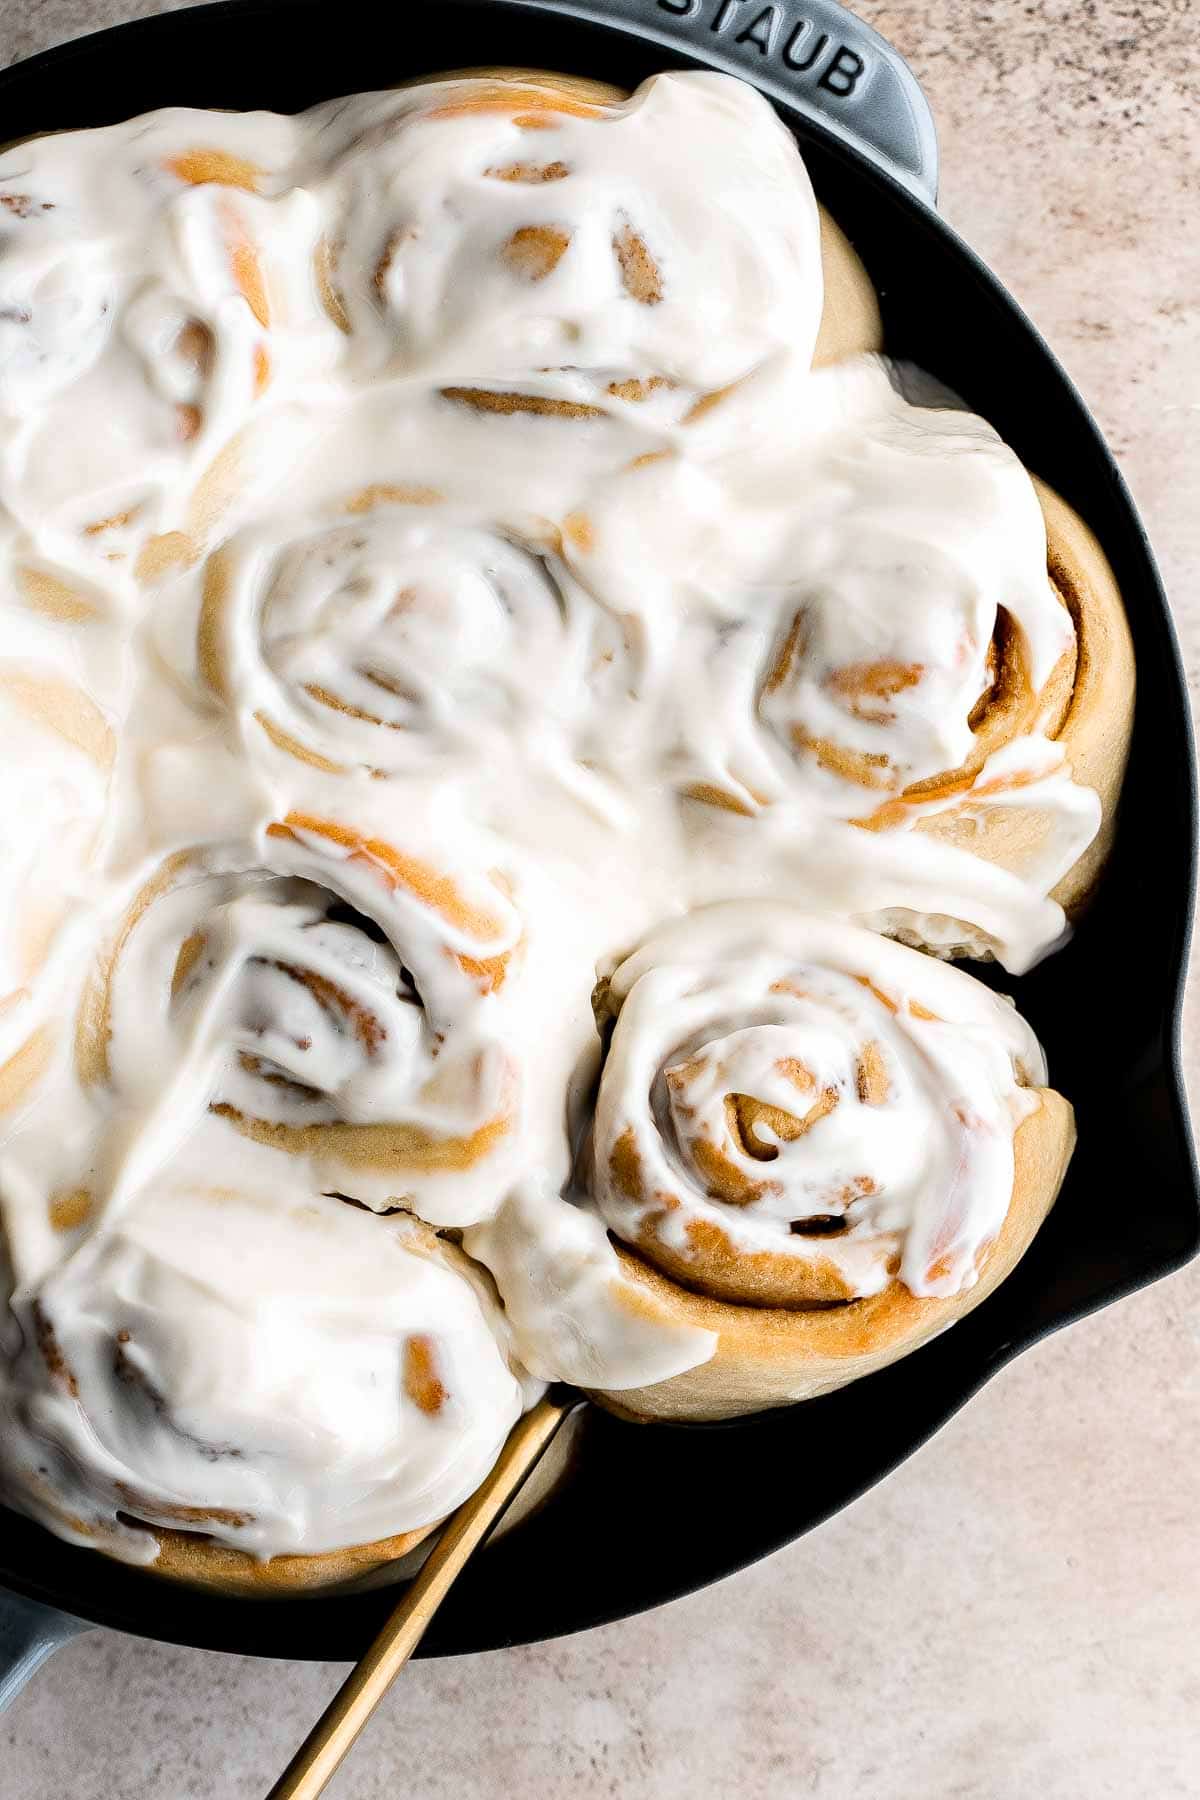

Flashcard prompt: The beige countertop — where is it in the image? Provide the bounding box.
[3,3,1199,1795]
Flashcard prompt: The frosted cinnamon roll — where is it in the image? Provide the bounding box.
[0,108,316,573]
[194,487,632,779]
[306,69,878,429]
[583,904,1074,1419]
[668,360,1134,946]
[0,1161,527,1590]
[74,813,523,1223]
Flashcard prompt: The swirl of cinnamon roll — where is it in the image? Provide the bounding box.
[0,1167,528,1583]
[74,812,523,1224]
[305,70,840,429]
[584,904,1074,1417]
[0,108,315,571]
[195,488,630,778]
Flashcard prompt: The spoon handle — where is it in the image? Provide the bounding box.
[265,1395,575,1800]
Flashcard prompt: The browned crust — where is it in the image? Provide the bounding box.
[1039,477,1136,914]
[911,478,1135,917]
[31,1229,514,1594]
[212,1102,513,1176]
[13,1463,437,1595]
[142,1519,436,1595]
[397,67,627,110]
[264,813,516,991]
[590,1089,1075,1420]
[606,1120,876,1310]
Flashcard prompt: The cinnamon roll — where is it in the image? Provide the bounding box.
[0,107,317,574]
[0,1165,528,1590]
[305,69,879,429]
[655,359,1134,951]
[74,815,523,1223]
[581,905,1074,1419]
[193,488,632,780]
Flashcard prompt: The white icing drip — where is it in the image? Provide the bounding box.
[464,1177,717,1390]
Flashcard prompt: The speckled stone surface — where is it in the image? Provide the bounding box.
[2,4,1199,1796]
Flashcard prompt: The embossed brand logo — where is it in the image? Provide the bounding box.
[654,0,867,98]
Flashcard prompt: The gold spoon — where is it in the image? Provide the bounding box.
[265,1391,579,1800]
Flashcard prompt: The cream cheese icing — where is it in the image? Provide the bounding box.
[296,69,824,415]
[588,904,1043,1307]
[0,1144,528,1561]
[0,70,1096,1564]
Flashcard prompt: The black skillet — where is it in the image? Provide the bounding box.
[0,0,1195,1697]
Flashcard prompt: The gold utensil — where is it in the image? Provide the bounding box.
[265,1392,578,1800]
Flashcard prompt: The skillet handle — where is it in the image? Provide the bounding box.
[0,1590,92,1712]
[510,0,938,202]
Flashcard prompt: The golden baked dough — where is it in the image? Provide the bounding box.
[143,1522,435,1596]
[598,1093,1073,1421]
[902,477,1135,918]
[17,1215,523,1595]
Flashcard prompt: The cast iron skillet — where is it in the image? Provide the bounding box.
[0,0,1195,1676]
